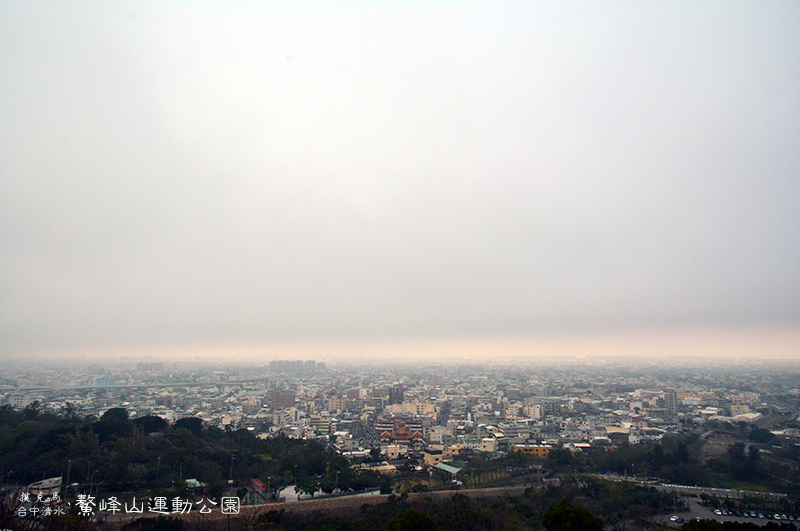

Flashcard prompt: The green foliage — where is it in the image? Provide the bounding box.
[547,449,574,467]
[716,442,762,481]
[295,476,320,497]
[23,400,42,421]
[748,428,775,444]
[542,498,604,531]
[253,477,683,531]
[572,433,791,488]
[0,406,346,493]
[92,407,134,443]
[173,417,203,436]
[121,516,184,530]
[133,415,169,433]
[41,514,99,531]
[386,509,437,531]
[100,407,130,424]
[729,442,746,461]
[747,446,760,462]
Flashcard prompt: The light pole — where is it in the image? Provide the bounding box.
[157,457,161,480]
[230,454,236,483]
[90,470,99,494]
[294,465,298,485]
[335,471,339,492]
[179,462,183,481]
[66,460,71,486]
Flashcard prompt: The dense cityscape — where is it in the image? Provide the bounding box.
[1,357,799,529]
[5,357,799,454]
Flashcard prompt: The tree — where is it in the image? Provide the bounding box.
[100,408,129,424]
[173,417,203,436]
[650,444,666,471]
[386,509,437,531]
[121,516,184,530]
[748,445,760,462]
[22,401,41,421]
[94,407,133,442]
[749,428,775,444]
[542,499,604,531]
[133,415,168,434]
[60,402,79,421]
[294,477,319,498]
[728,442,746,462]
[674,442,691,464]
[319,475,336,494]
[548,449,574,467]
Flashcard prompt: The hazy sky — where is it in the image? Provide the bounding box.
[2,2,799,361]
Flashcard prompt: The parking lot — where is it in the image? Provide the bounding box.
[666,498,798,528]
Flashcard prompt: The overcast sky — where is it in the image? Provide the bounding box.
[2,2,799,361]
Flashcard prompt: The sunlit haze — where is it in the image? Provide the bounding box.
[1,2,799,363]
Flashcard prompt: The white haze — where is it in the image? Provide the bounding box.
[1,2,799,360]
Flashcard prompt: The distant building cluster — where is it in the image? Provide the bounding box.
[268,360,325,373]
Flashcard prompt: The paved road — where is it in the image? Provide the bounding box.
[277,484,381,503]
